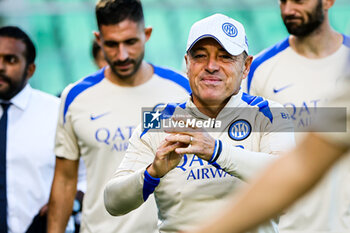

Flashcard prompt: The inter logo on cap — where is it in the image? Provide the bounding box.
[222,23,238,37]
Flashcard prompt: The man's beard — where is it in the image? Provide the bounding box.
[107,51,144,80]
[0,70,27,100]
[283,0,324,37]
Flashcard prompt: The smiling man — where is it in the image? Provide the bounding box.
[47,0,190,233]
[104,14,295,233]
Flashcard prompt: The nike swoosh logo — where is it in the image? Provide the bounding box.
[90,112,110,121]
[273,84,293,94]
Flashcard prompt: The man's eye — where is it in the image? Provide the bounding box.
[219,55,235,61]
[5,55,17,64]
[221,55,232,59]
[289,0,304,4]
[104,41,118,47]
[193,54,206,58]
[125,39,137,45]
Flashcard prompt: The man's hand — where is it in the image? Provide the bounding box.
[147,130,216,178]
[147,116,217,178]
[165,131,216,161]
[147,139,186,178]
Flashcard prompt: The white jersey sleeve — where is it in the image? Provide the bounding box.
[317,75,350,148]
[104,125,157,216]
[55,84,80,160]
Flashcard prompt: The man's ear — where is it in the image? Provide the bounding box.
[184,54,190,72]
[144,27,153,42]
[323,0,335,10]
[94,31,102,46]
[242,55,253,80]
[184,53,192,78]
[25,63,36,80]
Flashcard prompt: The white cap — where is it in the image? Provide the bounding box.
[186,13,249,56]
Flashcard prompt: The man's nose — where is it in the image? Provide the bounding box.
[117,44,129,61]
[282,1,297,16]
[206,57,219,73]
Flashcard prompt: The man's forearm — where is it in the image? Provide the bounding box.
[47,175,77,233]
[104,169,145,216]
[47,158,78,233]
[217,141,278,180]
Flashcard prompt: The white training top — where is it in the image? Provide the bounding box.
[55,65,191,233]
[321,73,350,148]
[1,84,59,233]
[104,91,295,233]
[244,35,350,233]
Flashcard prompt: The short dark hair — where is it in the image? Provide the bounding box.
[0,26,36,64]
[241,51,248,61]
[92,40,101,60]
[95,0,144,29]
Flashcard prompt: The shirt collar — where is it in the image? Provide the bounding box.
[186,90,244,119]
[4,84,32,111]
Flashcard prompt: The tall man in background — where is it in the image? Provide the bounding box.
[0,26,59,233]
[47,0,190,232]
[244,0,350,232]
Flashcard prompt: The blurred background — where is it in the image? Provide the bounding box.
[0,0,349,95]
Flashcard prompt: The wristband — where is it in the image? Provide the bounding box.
[143,169,160,201]
[209,139,222,164]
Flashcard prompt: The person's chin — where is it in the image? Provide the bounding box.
[113,68,134,79]
[200,93,223,104]
[0,91,12,100]
[0,85,10,94]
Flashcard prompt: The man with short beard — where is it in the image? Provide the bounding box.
[0,26,59,232]
[47,0,190,233]
[243,0,350,232]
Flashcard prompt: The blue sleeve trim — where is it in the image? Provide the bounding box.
[153,65,192,94]
[143,170,160,201]
[241,92,273,123]
[247,37,290,94]
[63,68,105,123]
[179,101,187,109]
[209,140,218,163]
[342,34,350,48]
[209,140,222,164]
